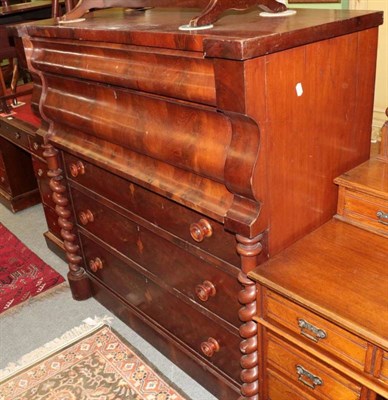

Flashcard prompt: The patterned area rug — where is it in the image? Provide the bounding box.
[0,321,188,400]
[0,223,65,314]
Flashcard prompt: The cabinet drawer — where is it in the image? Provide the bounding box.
[266,332,362,400]
[80,233,241,382]
[73,189,241,327]
[0,121,30,150]
[263,289,368,372]
[267,368,317,400]
[64,153,240,266]
[339,189,388,237]
[32,41,216,106]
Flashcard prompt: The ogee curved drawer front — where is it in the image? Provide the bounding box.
[64,153,240,266]
[31,39,216,106]
[80,232,241,382]
[72,188,241,327]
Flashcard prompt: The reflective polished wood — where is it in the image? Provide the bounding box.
[18,7,383,399]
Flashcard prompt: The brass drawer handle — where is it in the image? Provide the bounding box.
[79,209,94,225]
[200,337,220,358]
[32,142,40,151]
[190,219,213,242]
[69,161,85,178]
[296,365,323,390]
[298,318,327,342]
[376,211,388,226]
[195,280,216,302]
[14,132,21,140]
[89,257,103,272]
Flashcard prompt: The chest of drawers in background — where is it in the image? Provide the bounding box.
[19,6,383,399]
[335,158,388,238]
[249,220,388,400]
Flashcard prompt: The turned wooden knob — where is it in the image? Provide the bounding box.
[69,161,85,177]
[195,280,216,302]
[201,337,220,358]
[79,209,94,225]
[190,219,213,242]
[89,257,103,272]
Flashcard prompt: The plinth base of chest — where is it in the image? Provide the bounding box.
[89,275,241,400]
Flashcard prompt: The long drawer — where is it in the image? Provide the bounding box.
[266,332,362,400]
[263,289,368,372]
[72,187,242,327]
[79,232,241,382]
[64,152,240,267]
[267,368,318,400]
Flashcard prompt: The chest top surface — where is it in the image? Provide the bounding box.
[249,219,388,349]
[20,7,383,59]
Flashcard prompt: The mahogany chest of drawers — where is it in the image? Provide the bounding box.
[19,5,383,399]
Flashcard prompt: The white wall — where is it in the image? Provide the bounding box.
[350,0,388,140]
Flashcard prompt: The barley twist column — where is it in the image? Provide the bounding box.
[43,143,91,300]
[236,233,263,400]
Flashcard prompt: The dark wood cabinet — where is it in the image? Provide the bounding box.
[19,6,383,399]
[0,111,40,212]
[0,101,65,258]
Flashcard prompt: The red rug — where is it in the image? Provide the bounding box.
[0,223,65,314]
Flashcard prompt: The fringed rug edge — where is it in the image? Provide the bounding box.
[0,280,69,317]
[0,315,113,382]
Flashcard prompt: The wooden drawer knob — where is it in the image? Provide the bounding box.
[79,209,94,225]
[195,280,216,302]
[69,161,85,178]
[190,219,213,242]
[200,337,220,358]
[89,257,103,272]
